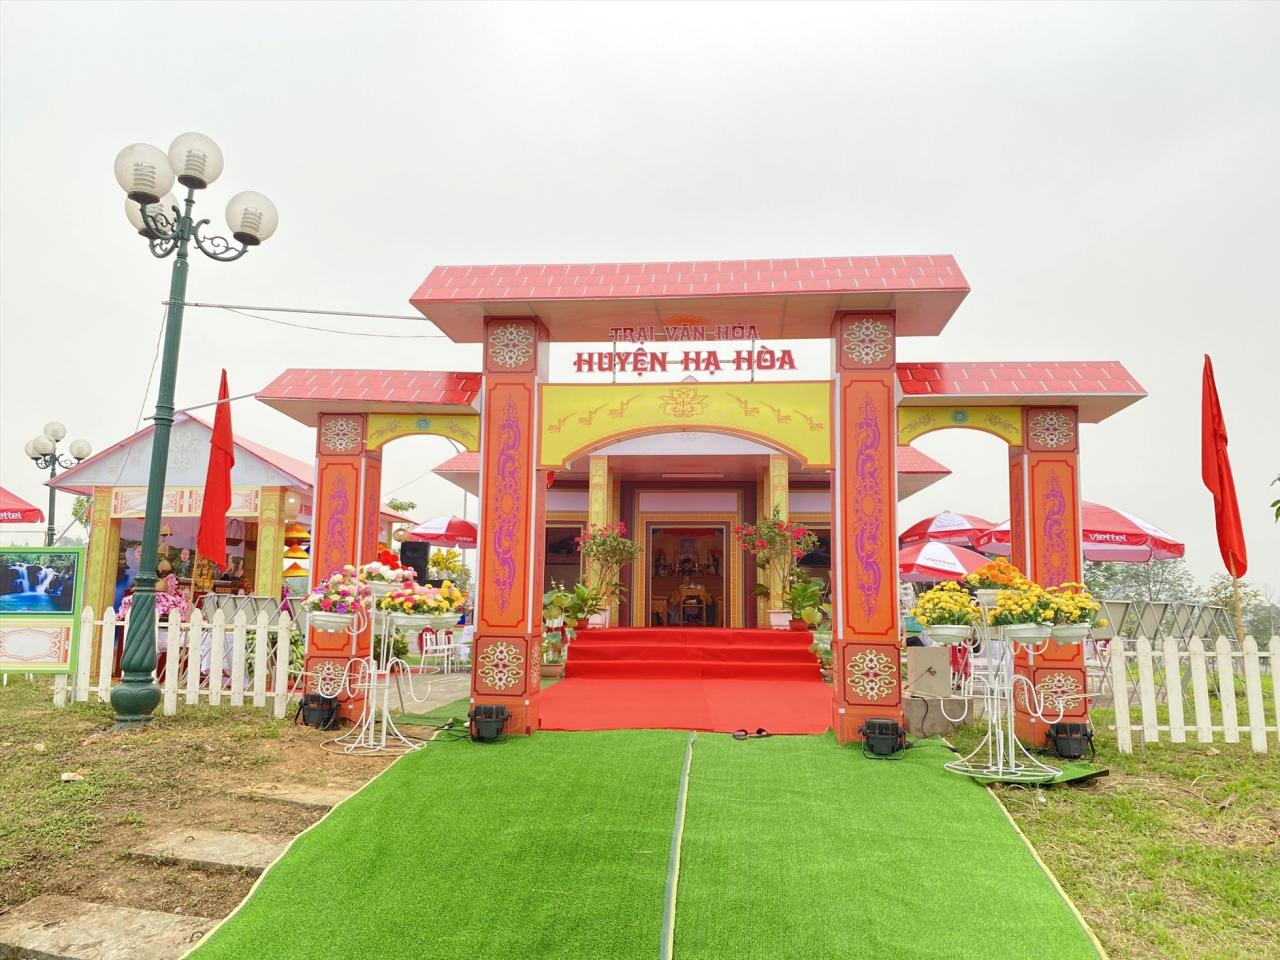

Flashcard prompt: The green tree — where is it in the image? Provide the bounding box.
[1083,558,1200,602]
[385,498,416,513]
[71,495,91,530]
[1199,575,1278,643]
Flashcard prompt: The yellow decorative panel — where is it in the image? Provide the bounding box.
[365,413,480,452]
[897,406,1022,446]
[539,381,833,468]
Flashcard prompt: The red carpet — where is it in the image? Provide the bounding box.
[540,628,831,734]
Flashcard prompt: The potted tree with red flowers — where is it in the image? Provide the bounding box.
[734,507,818,630]
[575,522,641,627]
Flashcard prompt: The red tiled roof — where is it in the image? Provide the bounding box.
[257,369,482,426]
[897,445,950,475]
[413,255,967,303]
[896,361,1146,423]
[258,369,481,405]
[435,452,480,473]
[897,361,1143,396]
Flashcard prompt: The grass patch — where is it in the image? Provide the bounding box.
[675,735,1099,959]
[950,710,1280,959]
[192,730,690,959]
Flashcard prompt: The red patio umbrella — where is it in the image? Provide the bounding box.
[407,515,478,549]
[0,486,44,524]
[898,541,989,582]
[974,501,1185,563]
[899,510,994,547]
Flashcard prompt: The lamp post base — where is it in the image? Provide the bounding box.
[109,676,162,726]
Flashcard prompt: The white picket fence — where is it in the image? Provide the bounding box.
[1109,635,1279,753]
[54,606,297,719]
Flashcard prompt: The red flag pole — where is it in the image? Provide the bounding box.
[1202,355,1249,640]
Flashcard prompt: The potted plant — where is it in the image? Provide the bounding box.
[809,632,833,682]
[910,581,981,644]
[377,579,466,633]
[785,575,827,631]
[1046,582,1104,645]
[541,629,571,679]
[734,507,818,630]
[987,583,1056,643]
[567,582,606,630]
[302,566,371,631]
[360,556,416,597]
[964,558,1028,607]
[575,523,641,625]
[542,582,573,629]
[427,548,470,591]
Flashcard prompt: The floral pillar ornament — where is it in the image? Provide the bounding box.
[831,311,900,743]
[475,316,547,734]
[1014,405,1084,743]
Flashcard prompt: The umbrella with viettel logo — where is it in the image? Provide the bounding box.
[898,541,990,582]
[407,515,478,549]
[973,501,1184,563]
[899,510,995,547]
[0,486,44,524]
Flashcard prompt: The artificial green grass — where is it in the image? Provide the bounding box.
[192,730,689,960]
[673,735,1101,960]
[192,731,1100,959]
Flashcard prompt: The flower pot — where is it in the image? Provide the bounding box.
[925,624,973,645]
[974,588,1000,607]
[540,662,565,679]
[308,611,355,632]
[576,619,591,631]
[545,616,564,630]
[768,609,791,631]
[1001,622,1052,643]
[588,611,609,629]
[388,612,459,633]
[1050,623,1091,645]
[366,580,399,597]
[789,618,809,632]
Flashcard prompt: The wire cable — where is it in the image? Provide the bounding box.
[217,305,448,339]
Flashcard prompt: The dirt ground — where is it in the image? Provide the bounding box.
[0,677,421,920]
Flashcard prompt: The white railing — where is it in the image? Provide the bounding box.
[54,606,297,719]
[1109,635,1278,753]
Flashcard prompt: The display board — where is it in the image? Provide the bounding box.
[0,546,86,674]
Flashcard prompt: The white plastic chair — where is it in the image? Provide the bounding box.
[420,627,458,674]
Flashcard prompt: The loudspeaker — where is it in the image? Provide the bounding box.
[1046,722,1094,761]
[860,717,906,757]
[399,541,430,584]
[468,704,511,742]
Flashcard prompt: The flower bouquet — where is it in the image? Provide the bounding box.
[734,507,818,629]
[360,556,416,597]
[302,566,371,631]
[378,580,465,632]
[964,558,1028,607]
[987,582,1056,643]
[1045,582,1104,645]
[910,581,981,645]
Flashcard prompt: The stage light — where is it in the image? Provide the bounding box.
[859,717,905,757]
[468,704,510,742]
[1046,722,1093,761]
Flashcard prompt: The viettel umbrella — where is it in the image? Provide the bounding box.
[899,541,990,582]
[407,515,478,549]
[899,510,994,547]
[974,501,1185,563]
[0,486,44,524]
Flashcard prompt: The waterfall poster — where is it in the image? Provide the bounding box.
[0,547,85,674]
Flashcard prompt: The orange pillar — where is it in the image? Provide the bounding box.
[1011,406,1086,744]
[471,317,548,735]
[306,414,381,720]
[831,311,901,743]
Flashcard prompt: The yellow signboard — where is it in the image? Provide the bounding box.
[365,413,481,452]
[539,381,833,468]
[897,406,1023,446]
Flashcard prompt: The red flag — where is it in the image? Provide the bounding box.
[1201,356,1247,577]
[197,370,236,570]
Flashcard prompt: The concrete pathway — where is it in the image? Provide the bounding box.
[131,830,289,875]
[0,895,211,960]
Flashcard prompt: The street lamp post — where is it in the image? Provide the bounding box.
[24,424,92,546]
[109,133,277,726]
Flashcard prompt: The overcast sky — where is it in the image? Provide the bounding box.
[1,1,1276,597]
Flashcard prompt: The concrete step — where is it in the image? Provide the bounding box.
[0,895,212,960]
[233,782,353,811]
[130,829,289,874]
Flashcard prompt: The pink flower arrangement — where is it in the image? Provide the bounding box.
[121,574,190,621]
[377,580,466,616]
[301,565,371,615]
[360,560,415,584]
